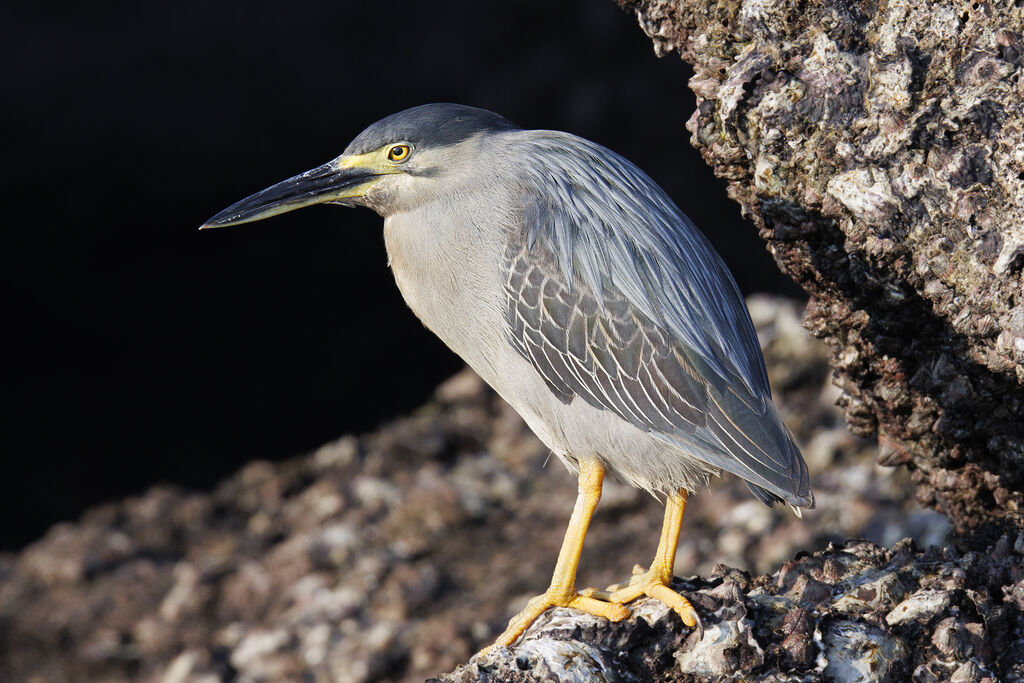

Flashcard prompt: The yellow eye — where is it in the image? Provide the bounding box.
[386,144,410,162]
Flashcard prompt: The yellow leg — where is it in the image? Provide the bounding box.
[486,459,631,651]
[584,490,702,637]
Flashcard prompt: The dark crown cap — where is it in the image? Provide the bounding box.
[344,103,520,155]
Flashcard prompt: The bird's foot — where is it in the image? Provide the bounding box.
[480,588,631,654]
[582,568,703,639]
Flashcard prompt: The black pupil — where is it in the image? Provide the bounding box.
[392,147,404,158]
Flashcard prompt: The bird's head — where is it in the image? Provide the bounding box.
[201,103,519,227]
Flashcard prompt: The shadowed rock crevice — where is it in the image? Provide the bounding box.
[619,0,1024,534]
[764,198,1024,537]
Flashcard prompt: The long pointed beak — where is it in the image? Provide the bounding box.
[200,157,379,229]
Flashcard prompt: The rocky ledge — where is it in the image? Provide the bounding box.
[437,537,1024,682]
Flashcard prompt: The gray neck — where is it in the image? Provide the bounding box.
[381,181,514,383]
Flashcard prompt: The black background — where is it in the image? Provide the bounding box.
[2,1,799,549]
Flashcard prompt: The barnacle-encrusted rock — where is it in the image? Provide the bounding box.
[437,538,1024,682]
[618,0,1024,534]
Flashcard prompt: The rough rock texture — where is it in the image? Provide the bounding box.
[0,298,976,682]
[437,538,1024,682]
[617,0,1024,535]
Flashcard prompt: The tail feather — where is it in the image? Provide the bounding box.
[688,384,814,509]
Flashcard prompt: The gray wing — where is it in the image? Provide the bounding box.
[514,131,770,400]
[504,242,811,507]
[502,131,812,507]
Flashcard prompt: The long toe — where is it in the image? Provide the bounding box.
[646,582,702,637]
[587,571,702,638]
[485,589,632,652]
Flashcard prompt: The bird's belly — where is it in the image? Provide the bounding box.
[515,386,721,493]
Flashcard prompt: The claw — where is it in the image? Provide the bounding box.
[690,609,704,641]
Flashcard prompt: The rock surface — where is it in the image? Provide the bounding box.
[0,297,989,682]
[436,538,1024,682]
[617,0,1024,534]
